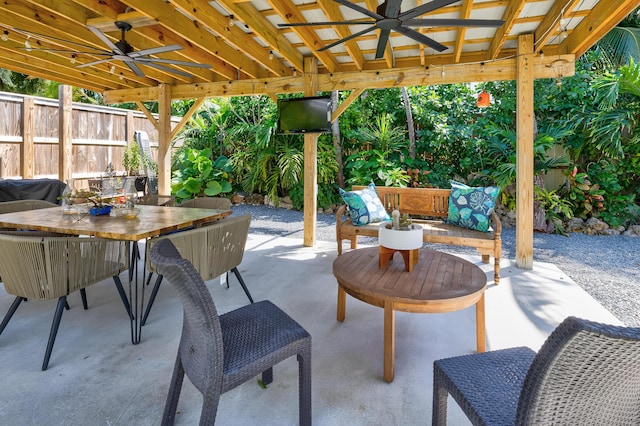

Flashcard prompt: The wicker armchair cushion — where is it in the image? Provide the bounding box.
[433,316,640,425]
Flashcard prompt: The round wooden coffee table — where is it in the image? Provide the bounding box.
[333,247,487,382]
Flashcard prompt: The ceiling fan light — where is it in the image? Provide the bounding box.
[477,90,491,108]
[1,31,8,42]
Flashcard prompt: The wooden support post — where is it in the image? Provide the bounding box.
[21,96,35,179]
[58,85,73,182]
[303,57,318,247]
[157,84,172,196]
[516,35,534,269]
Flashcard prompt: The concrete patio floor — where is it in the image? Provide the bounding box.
[0,234,621,425]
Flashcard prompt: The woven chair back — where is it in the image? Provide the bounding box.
[0,234,128,300]
[178,197,231,210]
[147,214,250,281]
[516,316,640,425]
[149,239,223,393]
[0,199,59,214]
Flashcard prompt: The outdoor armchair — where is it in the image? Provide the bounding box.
[142,214,253,326]
[0,233,129,370]
[432,316,640,425]
[149,238,311,425]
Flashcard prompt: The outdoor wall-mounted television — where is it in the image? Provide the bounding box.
[277,96,331,134]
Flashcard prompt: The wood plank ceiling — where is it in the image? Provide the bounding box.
[0,0,638,102]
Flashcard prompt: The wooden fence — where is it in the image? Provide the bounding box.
[0,91,177,181]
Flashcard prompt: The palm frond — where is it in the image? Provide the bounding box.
[597,27,640,67]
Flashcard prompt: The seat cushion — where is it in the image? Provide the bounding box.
[339,183,390,226]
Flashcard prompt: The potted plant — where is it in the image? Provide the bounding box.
[122,142,151,192]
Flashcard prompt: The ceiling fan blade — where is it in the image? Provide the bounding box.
[76,58,114,68]
[400,0,460,21]
[130,44,183,58]
[332,0,384,20]
[142,61,194,78]
[375,29,391,59]
[87,25,124,55]
[318,25,378,51]
[279,20,376,27]
[402,18,505,27]
[125,60,145,77]
[395,27,448,52]
[380,0,403,19]
[134,57,211,68]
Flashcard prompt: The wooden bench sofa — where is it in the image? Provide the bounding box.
[335,185,502,283]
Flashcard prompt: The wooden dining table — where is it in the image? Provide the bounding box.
[0,204,231,344]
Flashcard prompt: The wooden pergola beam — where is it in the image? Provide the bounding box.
[104,55,575,103]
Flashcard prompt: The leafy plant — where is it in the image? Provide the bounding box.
[534,186,574,234]
[170,148,232,203]
[377,167,410,186]
[122,142,143,175]
[559,166,606,219]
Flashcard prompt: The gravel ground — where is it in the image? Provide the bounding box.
[232,203,640,326]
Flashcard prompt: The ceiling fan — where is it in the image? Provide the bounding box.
[279,0,504,59]
[12,21,210,78]
[79,21,211,78]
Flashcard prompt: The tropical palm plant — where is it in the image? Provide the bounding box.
[594,8,640,68]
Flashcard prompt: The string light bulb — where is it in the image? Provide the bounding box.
[269,50,274,60]
[441,66,445,78]
[70,54,76,64]
[1,30,8,42]
[110,65,116,74]
[24,36,31,51]
[559,17,568,30]
[228,15,235,27]
[119,72,124,81]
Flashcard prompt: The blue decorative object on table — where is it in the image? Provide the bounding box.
[90,205,112,216]
[339,183,390,226]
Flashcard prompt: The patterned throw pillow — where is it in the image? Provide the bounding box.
[447,181,500,232]
[339,183,390,226]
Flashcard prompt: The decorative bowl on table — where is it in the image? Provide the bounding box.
[111,207,140,219]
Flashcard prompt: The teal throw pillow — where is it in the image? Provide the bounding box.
[447,181,500,232]
[339,183,390,226]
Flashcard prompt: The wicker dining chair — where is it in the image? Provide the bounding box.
[141,214,253,326]
[149,239,311,425]
[0,233,129,370]
[432,316,640,426]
